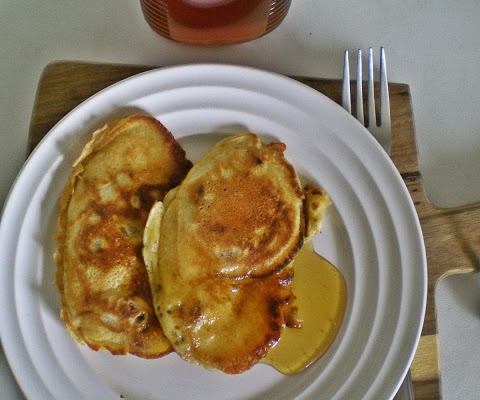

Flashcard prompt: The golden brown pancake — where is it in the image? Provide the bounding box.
[174,133,304,279]
[54,115,192,358]
[143,134,309,373]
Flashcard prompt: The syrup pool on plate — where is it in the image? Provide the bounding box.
[261,241,347,375]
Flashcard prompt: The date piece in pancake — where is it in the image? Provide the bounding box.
[143,134,305,373]
[54,115,192,358]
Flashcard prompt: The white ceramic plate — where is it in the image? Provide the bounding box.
[0,64,426,400]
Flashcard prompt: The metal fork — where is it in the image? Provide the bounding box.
[342,47,392,154]
[342,48,414,400]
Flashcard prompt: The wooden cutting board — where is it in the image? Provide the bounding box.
[27,60,480,400]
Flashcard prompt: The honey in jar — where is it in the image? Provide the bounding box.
[140,0,292,45]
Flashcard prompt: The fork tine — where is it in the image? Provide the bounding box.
[379,47,391,130]
[342,47,391,154]
[356,49,364,125]
[367,47,377,128]
[342,50,351,113]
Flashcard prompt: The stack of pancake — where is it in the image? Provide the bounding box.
[54,116,330,373]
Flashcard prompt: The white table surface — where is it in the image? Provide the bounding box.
[1,1,479,399]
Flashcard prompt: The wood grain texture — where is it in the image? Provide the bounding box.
[411,334,440,400]
[28,60,480,400]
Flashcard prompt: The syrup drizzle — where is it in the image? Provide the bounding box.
[261,241,347,374]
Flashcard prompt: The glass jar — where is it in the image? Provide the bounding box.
[140,0,292,45]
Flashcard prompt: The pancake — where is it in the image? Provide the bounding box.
[143,134,317,373]
[175,133,304,279]
[54,115,192,358]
